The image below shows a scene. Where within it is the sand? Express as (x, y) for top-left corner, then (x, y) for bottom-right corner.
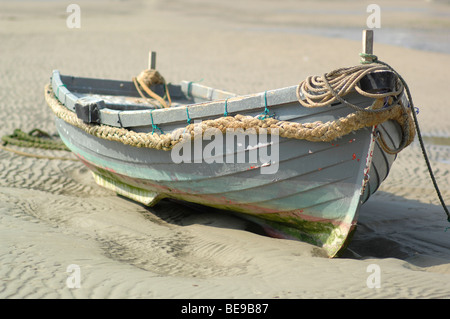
(0, 0), (449, 299)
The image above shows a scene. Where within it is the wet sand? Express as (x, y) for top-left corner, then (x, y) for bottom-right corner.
(0, 0), (449, 299)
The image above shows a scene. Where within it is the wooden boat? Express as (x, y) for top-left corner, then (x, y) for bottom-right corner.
(44, 34), (415, 257)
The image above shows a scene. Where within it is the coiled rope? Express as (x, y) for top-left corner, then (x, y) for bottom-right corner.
(298, 53), (449, 227)
(132, 69), (172, 108)
(296, 63), (414, 155)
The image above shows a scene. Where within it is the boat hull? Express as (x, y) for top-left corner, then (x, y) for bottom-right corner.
(54, 116), (398, 257)
(48, 68), (404, 257)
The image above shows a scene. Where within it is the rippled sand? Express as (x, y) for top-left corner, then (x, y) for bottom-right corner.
(0, 0), (449, 299)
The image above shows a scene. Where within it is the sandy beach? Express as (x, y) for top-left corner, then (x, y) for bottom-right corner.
(0, 0), (449, 300)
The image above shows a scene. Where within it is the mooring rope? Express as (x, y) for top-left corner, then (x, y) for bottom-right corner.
(295, 54), (448, 225)
(1, 129), (70, 151)
(360, 53), (450, 226)
(0, 128), (77, 161)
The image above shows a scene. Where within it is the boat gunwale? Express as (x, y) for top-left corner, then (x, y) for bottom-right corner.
(51, 69), (310, 128)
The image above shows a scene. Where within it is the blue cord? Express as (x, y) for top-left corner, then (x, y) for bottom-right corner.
(186, 107), (192, 124)
(150, 110), (164, 135)
(224, 99), (229, 117)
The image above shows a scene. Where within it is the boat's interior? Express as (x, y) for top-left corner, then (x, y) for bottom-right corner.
(58, 73), (237, 111)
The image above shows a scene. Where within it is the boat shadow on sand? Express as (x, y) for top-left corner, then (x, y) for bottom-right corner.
(123, 191), (450, 266)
